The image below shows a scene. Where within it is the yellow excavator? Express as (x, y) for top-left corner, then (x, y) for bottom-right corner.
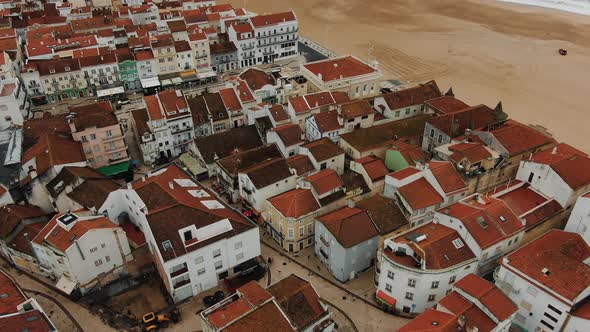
(140, 306), (180, 331)
(141, 312), (170, 331)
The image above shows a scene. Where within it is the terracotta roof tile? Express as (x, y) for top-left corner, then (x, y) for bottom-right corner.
(480, 120), (554, 156)
(311, 110), (342, 133)
(241, 158), (293, 189)
(267, 275), (328, 329)
(390, 223), (476, 270)
(428, 161), (467, 194)
(269, 104), (289, 123)
(250, 11), (296, 28)
(301, 138), (344, 162)
(355, 195), (407, 235)
(271, 124), (303, 147)
(306, 169), (343, 196)
(338, 99), (373, 119)
(444, 195), (524, 249)
(428, 105), (499, 138)
(381, 80), (442, 110)
(268, 189), (320, 219)
(425, 96), (470, 114)
(503, 230), (590, 302)
(303, 56), (377, 82)
(217, 144), (282, 177)
(399, 308), (458, 332)
(286, 155), (315, 176)
(239, 68), (275, 91)
(194, 125), (263, 164)
(355, 156), (388, 181)
(318, 207), (379, 248)
(219, 88), (242, 113)
(0, 204), (48, 238)
(399, 177), (443, 210)
(454, 274), (517, 321)
(438, 291), (496, 332)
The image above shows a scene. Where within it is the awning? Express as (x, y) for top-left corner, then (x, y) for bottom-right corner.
(97, 161), (129, 176)
(140, 77), (160, 88)
(198, 71), (216, 79)
(376, 290), (396, 307)
(55, 276), (77, 295)
(97, 86), (125, 97)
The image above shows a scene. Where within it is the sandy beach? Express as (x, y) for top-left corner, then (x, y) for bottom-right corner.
(229, 0), (590, 151)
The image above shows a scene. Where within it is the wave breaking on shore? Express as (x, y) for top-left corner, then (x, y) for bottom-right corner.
(498, 0), (590, 15)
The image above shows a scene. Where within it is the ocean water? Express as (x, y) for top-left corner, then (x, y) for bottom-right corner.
(498, 0), (590, 15)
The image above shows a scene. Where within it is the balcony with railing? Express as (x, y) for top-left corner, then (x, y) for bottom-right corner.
(173, 278), (190, 289)
(170, 265), (189, 278)
(103, 134), (125, 143)
(104, 143), (128, 153)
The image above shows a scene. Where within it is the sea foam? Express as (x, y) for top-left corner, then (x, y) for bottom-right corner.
(498, 0), (590, 15)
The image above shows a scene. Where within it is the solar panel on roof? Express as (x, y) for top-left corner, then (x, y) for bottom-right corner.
(58, 213), (78, 226)
(174, 178), (197, 187)
(188, 189), (210, 198)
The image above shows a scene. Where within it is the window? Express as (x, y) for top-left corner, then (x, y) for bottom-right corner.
(234, 242), (243, 250)
(81, 136), (88, 143)
(385, 284), (392, 292)
(431, 281), (439, 289)
(288, 228), (294, 240)
(307, 223), (313, 234)
(236, 253), (244, 261)
(449, 275), (456, 284)
(195, 256), (204, 264)
(90, 247), (98, 253)
(101, 243), (106, 248)
(405, 292), (413, 300)
(430, 129), (435, 138)
(94, 259), (103, 267)
(212, 249), (221, 258)
(428, 294), (436, 301)
(395, 111), (400, 117)
(162, 240), (173, 251)
(387, 271), (394, 280)
(299, 227), (304, 236)
(437, 134), (443, 143)
(214, 261), (223, 270)
(408, 279), (416, 287)
(105, 256), (110, 262)
(106, 130), (112, 137)
(320, 163), (327, 170)
(445, 289), (452, 295)
(197, 268), (206, 275)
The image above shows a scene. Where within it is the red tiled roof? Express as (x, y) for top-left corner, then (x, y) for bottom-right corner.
(286, 155), (315, 176)
(399, 177), (443, 210)
(239, 68), (275, 91)
(306, 169), (343, 196)
(289, 91), (334, 114)
(444, 195), (523, 249)
(390, 141), (428, 166)
(144, 95), (163, 120)
(0, 204), (48, 238)
(449, 142), (492, 164)
(338, 99), (373, 119)
(355, 156), (388, 181)
(529, 143), (590, 190)
(0, 270), (27, 314)
(267, 274), (328, 330)
(208, 297), (253, 328)
(391, 223), (476, 270)
(33, 213), (119, 252)
(399, 308), (458, 332)
(387, 167), (421, 180)
(571, 300), (590, 320)
(429, 105), (499, 138)
(428, 161), (467, 194)
(271, 124), (303, 147)
(425, 96), (470, 114)
(224, 301), (295, 332)
(381, 80), (441, 110)
(454, 274), (517, 321)
(158, 89), (189, 117)
(301, 138), (344, 162)
(438, 291), (496, 332)
(483, 120), (554, 156)
(132, 165), (255, 261)
(23, 133), (85, 175)
(239, 281), (273, 306)
(250, 11), (296, 28)
(503, 229), (590, 302)
(303, 56), (377, 82)
(311, 110), (342, 133)
(268, 189), (320, 219)
(0, 309), (53, 331)
(219, 88), (242, 113)
(318, 207), (379, 248)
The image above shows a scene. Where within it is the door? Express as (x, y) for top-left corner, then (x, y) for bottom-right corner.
(528, 172), (535, 183)
(288, 243), (294, 252)
(299, 241), (304, 250)
(218, 271), (229, 280)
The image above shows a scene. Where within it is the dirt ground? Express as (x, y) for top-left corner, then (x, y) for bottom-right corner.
(107, 282), (170, 321)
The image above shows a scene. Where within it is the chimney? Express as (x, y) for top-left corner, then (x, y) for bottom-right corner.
(552, 146), (558, 155)
(347, 199), (355, 209)
(169, 181), (174, 190)
(458, 315), (466, 328)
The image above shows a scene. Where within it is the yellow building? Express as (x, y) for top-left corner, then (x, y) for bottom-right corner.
(265, 188), (321, 252)
(301, 56), (382, 99)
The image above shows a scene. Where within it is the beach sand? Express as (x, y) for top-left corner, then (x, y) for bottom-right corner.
(229, 0), (590, 151)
